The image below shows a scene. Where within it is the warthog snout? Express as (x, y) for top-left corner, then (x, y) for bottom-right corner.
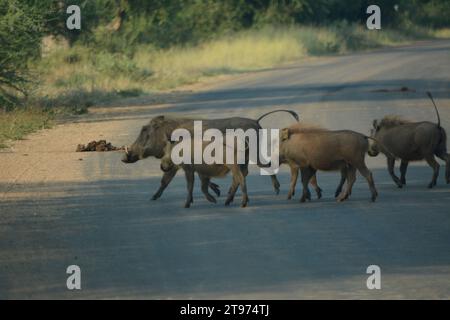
(367, 139), (379, 157)
(121, 146), (140, 163)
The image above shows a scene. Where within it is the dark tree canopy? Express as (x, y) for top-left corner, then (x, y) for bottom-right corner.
(0, 0), (44, 108)
(1, 0), (449, 109)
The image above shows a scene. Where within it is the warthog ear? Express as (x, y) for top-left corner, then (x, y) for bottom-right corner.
(280, 128), (291, 141)
(152, 115), (166, 128)
(164, 131), (172, 142)
(372, 119), (381, 131)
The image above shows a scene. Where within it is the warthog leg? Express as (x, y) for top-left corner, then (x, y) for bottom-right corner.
(356, 163), (378, 202)
(337, 165), (356, 202)
(235, 167), (249, 208)
(184, 169), (195, 208)
(387, 157), (403, 188)
(199, 174), (217, 203)
(309, 174), (322, 199)
(227, 164), (248, 194)
(152, 167), (178, 200)
(255, 150), (280, 194)
(225, 173), (240, 206)
(209, 182), (221, 197)
(153, 167), (220, 201)
(335, 166), (348, 198)
(287, 164), (299, 200)
(224, 166), (249, 207)
(300, 167), (314, 203)
(288, 165), (321, 200)
(435, 152), (450, 184)
(400, 160), (409, 185)
(270, 175), (281, 195)
(425, 155), (440, 188)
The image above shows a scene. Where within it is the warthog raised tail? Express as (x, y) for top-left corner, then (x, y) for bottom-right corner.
(368, 92), (449, 188)
(122, 110), (300, 201)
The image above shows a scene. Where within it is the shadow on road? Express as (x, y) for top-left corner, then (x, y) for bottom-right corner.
(1, 167), (450, 298)
(76, 78), (450, 124)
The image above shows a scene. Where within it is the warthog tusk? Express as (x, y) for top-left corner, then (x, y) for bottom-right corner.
(125, 146), (129, 154)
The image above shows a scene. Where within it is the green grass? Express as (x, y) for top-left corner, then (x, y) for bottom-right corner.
(34, 24), (449, 96)
(1, 23), (449, 148)
(0, 108), (53, 147)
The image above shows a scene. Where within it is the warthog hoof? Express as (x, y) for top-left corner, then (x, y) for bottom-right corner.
(273, 180), (281, 195)
(371, 192), (378, 202)
(336, 192), (349, 202)
(225, 197), (234, 206)
(205, 194), (217, 203)
(300, 192), (311, 203)
(334, 188), (342, 198)
(316, 187), (323, 199)
(287, 190), (294, 200)
(184, 197), (193, 208)
(428, 181), (437, 188)
(151, 192), (162, 200)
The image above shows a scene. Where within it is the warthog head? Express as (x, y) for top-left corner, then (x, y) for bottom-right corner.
(122, 116), (171, 163)
(368, 119), (381, 157)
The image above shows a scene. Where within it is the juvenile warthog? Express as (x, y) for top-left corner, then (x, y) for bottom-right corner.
(122, 110), (299, 200)
(160, 136), (250, 208)
(368, 92), (449, 188)
(280, 124), (378, 202)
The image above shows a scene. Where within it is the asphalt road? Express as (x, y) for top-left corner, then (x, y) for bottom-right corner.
(1, 40), (450, 299)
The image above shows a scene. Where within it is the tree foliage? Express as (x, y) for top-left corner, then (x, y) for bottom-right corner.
(86, 0), (450, 49)
(0, 0), (43, 109)
(1, 0), (449, 109)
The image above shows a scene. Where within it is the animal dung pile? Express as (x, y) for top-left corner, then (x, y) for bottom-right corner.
(76, 140), (124, 152)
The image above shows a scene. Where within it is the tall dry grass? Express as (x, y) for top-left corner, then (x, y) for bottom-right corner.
(35, 24), (447, 98)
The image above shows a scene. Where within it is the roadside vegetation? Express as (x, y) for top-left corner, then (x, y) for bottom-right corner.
(1, 0), (450, 148)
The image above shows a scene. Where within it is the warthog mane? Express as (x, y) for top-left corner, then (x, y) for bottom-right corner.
(378, 115), (411, 128)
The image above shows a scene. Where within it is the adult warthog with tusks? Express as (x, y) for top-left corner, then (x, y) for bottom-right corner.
(368, 92), (449, 188)
(122, 110), (300, 202)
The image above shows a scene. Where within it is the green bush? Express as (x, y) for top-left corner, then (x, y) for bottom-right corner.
(0, 0), (43, 110)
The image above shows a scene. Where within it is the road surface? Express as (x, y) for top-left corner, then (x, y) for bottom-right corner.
(1, 40), (450, 299)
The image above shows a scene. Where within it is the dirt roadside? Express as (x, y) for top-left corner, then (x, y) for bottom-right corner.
(0, 70), (260, 200)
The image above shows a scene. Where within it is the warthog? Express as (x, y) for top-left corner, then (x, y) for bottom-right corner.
(280, 124), (378, 202)
(368, 92), (449, 188)
(160, 135), (250, 208)
(122, 110), (299, 200)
